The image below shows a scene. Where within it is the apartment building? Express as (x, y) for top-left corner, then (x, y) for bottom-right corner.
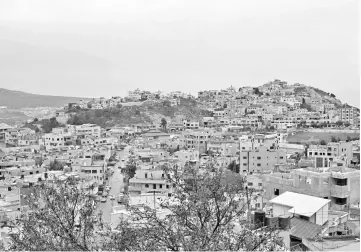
(263, 167), (360, 211)
(180, 129), (214, 154)
(307, 141), (353, 167)
(240, 146), (287, 173)
(206, 139), (238, 156)
(129, 168), (171, 195)
(67, 124), (101, 138)
(183, 120), (199, 129)
(339, 107), (357, 125)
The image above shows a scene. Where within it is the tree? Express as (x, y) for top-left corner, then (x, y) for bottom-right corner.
(347, 136), (352, 142)
(161, 118), (167, 130)
(87, 103), (92, 109)
(48, 159), (64, 171)
(33, 118), (39, 122)
(34, 156), (43, 166)
(330, 93), (336, 98)
(331, 136), (338, 142)
(116, 104), (122, 109)
(302, 98), (306, 104)
(109, 164), (285, 251)
(335, 121), (343, 127)
(7, 177), (104, 251)
(344, 122), (351, 127)
(320, 140), (327, 145)
(7, 165), (286, 251)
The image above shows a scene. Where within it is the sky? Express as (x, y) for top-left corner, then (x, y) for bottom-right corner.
(0, 0), (359, 107)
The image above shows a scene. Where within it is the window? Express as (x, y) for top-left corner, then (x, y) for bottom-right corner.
(258, 183), (262, 186)
(145, 184), (149, 188)
(243, 156), (247, 159)
(92, 170), (97, 174)
(257, 164), (261, 167)
(160, 184), (163, 189)
(145, 173), (148, 178)
(166, 185), (169, 189)
(280, 156), (284, 159)
(257, 157), (261, 160)
(248, 182), (253, 186)
(274, 188), (280, 195)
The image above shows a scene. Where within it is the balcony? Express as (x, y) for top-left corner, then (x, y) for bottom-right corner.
(331, 185), (349, 198)
(331, 172), (347, 179)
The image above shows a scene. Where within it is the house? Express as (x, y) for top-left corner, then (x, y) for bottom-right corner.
(269, 192), (330, 225)
(263, 167), (360, 211)
(307, 141), (353, 167)
(128, 168), (171, 195)
(142, 130), (170, 141)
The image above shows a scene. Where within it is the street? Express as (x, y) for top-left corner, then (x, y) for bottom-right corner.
(97, 147), (129, 223)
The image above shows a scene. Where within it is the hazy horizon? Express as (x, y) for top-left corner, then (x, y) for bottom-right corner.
(0, 0), (359, 107)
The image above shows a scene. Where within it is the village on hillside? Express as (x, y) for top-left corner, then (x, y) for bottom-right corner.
(0, 79), (360, 251)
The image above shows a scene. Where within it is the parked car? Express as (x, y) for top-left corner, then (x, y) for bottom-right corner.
(100, 197), (107, 203)
(109, 195), (115, 200)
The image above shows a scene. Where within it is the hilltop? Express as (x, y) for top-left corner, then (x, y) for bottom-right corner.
(66, 98), (212, 128)
(0, 88), (88, 109)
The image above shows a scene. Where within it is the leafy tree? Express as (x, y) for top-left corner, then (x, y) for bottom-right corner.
(331, 136), (338, 142)
(161, 118), (167, 130)
(6, 165), (285, 251)
(300, 103), (313, 112)
(33, 118), (39, 122)
(108, 164), (285, 251)
(335, 121), (343, 127)
(7, 177), (104, 251)
(320, 140), (327, 145)
(330, 93), (336, 98)
(87, 103), (92, 109)
(34, 156), (43, 166)
(302, 98), (306, 104)
(42, 117), (62, 133)
(227, 160), (240, 173)
(48, 159), (64, 171)
(344, 122), (351, 127)
(346, 136), (352, 142)
(116, 104), (122, 109)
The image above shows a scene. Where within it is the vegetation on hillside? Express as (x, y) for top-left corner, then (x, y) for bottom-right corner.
(23, 117), (64, 133)
(66, 98), (212, 127)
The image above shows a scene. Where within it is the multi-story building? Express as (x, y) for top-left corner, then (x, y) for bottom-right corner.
(183, 120), (199, 129)
(339, 107), (357, 125)
(239, 146), (287, 173)
(129, 168), (172, 195)
(307, 141), (353, 167)
(263, 167), (360, 211)
(67, 124), (101, 138)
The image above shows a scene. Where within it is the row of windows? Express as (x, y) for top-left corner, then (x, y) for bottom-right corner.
(242, 156), (284, 159)
(247, 182), (262, 186)
(144, 184), (170, 189)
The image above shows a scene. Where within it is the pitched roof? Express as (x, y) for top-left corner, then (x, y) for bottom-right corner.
(269, 192), (330, 217)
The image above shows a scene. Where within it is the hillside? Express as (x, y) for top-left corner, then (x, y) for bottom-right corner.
(66, 98), (212, 128)
(0, 88), (88, 109)
(0, 108), (30, 125)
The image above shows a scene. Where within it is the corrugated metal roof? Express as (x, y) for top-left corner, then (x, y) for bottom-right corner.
(290, 217), (322, 239)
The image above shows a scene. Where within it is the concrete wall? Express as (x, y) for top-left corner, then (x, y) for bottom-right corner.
(273, 203), (293, 218)
(315, 204), (329, 225)
(306, 129), (360, 134)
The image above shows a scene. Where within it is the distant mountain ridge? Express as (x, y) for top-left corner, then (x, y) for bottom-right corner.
(0, 88), (88, 108)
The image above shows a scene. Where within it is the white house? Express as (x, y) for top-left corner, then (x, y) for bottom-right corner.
(269, 191), (330, 226)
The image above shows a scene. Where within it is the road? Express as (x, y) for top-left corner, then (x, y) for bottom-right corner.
(97, 147), (129, 223)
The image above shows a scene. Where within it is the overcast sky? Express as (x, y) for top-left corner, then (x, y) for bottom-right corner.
(0, 0), (359, 107)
